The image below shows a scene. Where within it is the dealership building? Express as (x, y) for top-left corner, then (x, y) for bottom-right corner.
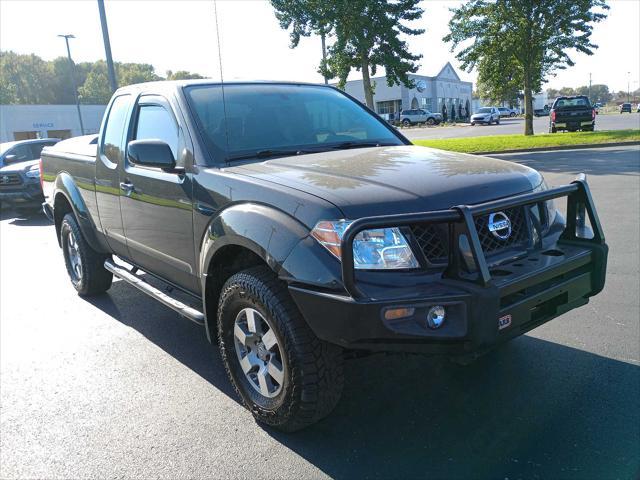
(338, 62), (473, 118)
(0, 104), (107, 143)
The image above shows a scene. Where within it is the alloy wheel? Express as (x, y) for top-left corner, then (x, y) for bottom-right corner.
(66, 230), (83, 284)
(233, 307), (285, 398)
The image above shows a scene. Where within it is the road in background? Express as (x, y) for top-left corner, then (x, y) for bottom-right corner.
(402, 111), (640, 140)
(1, 146), (638, 479)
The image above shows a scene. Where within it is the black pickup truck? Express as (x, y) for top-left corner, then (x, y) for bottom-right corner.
(42, 81), (608, 431)
(549, 95), (596, 133)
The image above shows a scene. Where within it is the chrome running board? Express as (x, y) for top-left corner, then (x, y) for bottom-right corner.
(104, 259), (205, 325)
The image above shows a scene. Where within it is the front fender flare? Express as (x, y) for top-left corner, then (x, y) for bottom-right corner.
(198, 203), (310, 340)
(199, 203), (310, 283)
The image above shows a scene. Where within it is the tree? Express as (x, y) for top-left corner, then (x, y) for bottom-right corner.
(0, 50), (205, 105)
(271, 0), (424, 109)
(475, 54), (522, 106)
(0, 51), (56, 104)
(444, 0), (608, 135)
(78, 62), (112, 104)
(166, 70), (205, 80)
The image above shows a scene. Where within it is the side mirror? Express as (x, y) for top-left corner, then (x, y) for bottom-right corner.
(127, 140), (176, 171)
(4, 154), (17, 163)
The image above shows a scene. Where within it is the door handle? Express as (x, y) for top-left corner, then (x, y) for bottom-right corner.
(119, 181), (135, 195)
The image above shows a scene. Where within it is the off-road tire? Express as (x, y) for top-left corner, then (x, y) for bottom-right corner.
(217, 266), (344, 432)
(402, 119), (411, 126)
(60, 213), (112, 296)
(426, 118), (435, 125)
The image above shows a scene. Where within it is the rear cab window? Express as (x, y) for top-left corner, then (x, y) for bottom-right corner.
(553, 97), (591, 109)
(101, 95), (132, 166)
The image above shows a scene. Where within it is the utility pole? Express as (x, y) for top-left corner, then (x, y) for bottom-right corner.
(588, 72), (592, 102)
(97, 0), (117, 93)
(58, 34), (85, 135)
(627, 71), (631, 103)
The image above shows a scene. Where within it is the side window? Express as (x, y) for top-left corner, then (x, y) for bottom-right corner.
(5, 144), (34, 163)
(102, 95), (131, 165)
(134, 105), (178, 161)
(29, 142), (49, 159)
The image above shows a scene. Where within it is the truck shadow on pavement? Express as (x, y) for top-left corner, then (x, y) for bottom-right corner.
(497, 147), (640, 177)
(86, 280), (639, 480)
(0, 209), (51, 226)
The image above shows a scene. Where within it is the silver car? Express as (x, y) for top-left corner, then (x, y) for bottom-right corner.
(470, 107), (501, 125)
(497, 107), (517, 117)
(399, 109), (442, 126)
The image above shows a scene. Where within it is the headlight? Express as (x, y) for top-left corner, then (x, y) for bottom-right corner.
(311, 220), (419, 270)
(533, 179), (557, 226)
(25, 167), (40, 179)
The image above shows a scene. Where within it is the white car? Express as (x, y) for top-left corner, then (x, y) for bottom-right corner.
(470, 107), (501, 125)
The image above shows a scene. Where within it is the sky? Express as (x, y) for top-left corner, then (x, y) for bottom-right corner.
(1, 0), (639, 93)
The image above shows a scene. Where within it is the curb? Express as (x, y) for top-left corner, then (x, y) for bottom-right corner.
(474, 141), (640, 155)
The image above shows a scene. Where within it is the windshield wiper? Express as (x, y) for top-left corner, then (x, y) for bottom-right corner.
(328, 141), (397, 150)
(228, 149), (312, 162)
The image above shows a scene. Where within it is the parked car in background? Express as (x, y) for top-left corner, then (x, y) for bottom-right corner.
(637, 103), (640, 113)
(549, 95), (595, 133)
(497, 107), (517, 117)
(399, 109), (442, 126)
(42, 80), (608, 431)
(470, 107), (501, 125)
(619, 103), (632, 113)
(0, 138), (60, 213)
(534, 105), (551, 117)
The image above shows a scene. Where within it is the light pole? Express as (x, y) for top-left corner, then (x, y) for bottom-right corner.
(588, 72), (592, 102)
(627, 71), (631, 103)
(97, 0), (117, 93)
(58, 34), (85, 135)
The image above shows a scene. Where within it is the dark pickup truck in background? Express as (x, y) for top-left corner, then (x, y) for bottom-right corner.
(549, 95), (596, 133)
(0, 138), (59, 212)
(41, 81), (608, 431)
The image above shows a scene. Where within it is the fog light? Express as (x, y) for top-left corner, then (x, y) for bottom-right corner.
(426, 305), (446, 329)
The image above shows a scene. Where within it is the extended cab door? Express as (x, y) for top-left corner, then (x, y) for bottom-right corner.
(119, 95), (197, 292)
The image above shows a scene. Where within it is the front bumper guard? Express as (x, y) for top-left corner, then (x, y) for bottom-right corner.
(290, 176), (607, 355)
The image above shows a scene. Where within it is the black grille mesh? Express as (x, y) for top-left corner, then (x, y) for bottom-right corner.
(411, 207), (529, 264)
(0, 173), (22, 187)
(474, 206), (528, 256)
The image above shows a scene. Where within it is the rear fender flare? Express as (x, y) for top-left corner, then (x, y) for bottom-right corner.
(53, 172), (109, 253)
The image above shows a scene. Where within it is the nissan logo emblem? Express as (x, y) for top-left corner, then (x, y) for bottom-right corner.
(488, 212), (512, 240)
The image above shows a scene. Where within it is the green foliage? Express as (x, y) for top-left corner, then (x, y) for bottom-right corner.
(78, 61), (113, 104)
(547, 84), (612, 103)
(166, 70), (205, 80)
(0, 51), (55, 104)
(444, 0), (608, 135)
(270, 0), (424, 108)
(0, 50), (204, 105)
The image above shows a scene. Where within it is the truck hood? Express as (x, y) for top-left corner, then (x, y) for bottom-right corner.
(230, 145), (542, 218)
(0, 159), (38, 174)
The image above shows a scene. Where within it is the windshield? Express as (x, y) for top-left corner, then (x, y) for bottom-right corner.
(476, 108), (492, 114)
(185, 84), (403, 162)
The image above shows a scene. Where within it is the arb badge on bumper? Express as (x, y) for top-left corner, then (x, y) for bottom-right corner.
(498, 314), (512, 330)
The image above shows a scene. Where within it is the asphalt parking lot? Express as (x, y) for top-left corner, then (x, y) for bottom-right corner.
(402, 111), (640, 140)
(1, 145), (639, 479)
